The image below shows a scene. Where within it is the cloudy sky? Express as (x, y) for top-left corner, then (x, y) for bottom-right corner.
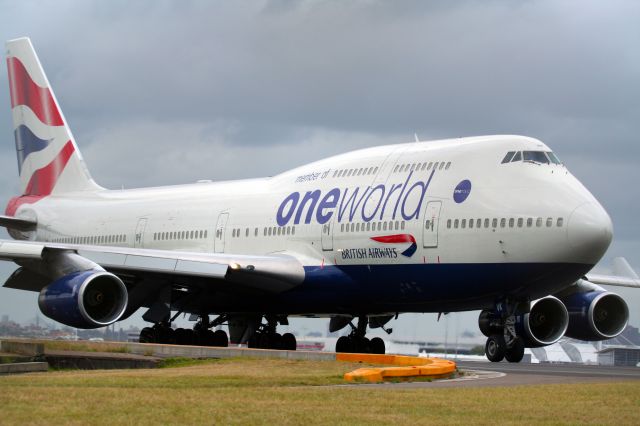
(0, 1), (638, 339)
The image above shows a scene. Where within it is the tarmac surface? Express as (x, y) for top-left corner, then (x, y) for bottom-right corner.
(344, 360), (640, 388)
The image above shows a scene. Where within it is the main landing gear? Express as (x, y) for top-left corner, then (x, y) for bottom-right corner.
(335, 316), (386, 355)
(139, 315), (229, 347)
(479, 302), (526, 363)
(247, 316), (297, 351)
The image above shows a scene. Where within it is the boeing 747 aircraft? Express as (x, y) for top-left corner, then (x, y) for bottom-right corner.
(1, 38), (638, 361)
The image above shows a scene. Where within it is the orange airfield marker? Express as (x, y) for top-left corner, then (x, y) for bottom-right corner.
(337, 353), (457, 383)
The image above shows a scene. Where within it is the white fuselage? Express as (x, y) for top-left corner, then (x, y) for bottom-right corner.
(18, 135), (612, 313)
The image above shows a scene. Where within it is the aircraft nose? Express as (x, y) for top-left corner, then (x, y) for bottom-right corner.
(567, 202), (613, 264)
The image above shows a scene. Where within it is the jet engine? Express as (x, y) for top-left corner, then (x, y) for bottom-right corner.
(516, 296), (569, 347)
(559, 289), (628, 341)
(38, 270), (128, 329)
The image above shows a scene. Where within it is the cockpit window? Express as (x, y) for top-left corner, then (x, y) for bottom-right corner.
(511, 151), (522, 162)
(501, 151), (515, 163)
(523, 151), (549, 164)
(547, 152), (562, 164)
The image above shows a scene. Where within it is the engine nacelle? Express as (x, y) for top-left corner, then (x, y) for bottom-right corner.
(560, 290), (628, 341)
(38, 270), (128, 329)
(516, 296), (569, 347)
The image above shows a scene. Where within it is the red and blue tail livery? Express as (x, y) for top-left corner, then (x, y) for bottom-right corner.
(5, 37), (100, 216)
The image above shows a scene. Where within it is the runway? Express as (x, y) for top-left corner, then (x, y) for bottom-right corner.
(340, 361), (640, 389)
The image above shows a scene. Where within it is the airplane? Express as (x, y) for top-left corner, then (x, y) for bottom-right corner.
(1, 37), (639, 362)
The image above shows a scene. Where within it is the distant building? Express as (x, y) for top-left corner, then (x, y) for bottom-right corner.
(598, 347), (640, 367)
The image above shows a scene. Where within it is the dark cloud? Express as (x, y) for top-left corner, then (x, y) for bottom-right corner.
(0, 0), (638, 330)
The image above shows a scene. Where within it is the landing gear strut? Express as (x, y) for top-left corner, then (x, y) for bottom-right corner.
(335, 316), (385, 354)
(480, 300), (527, 363)
(247, 316), (297, 350)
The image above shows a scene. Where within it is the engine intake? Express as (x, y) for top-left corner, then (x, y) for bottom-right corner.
(38, 270), (128, 329)
(517, 296), (569, 347)
(560, 290), (628, 340)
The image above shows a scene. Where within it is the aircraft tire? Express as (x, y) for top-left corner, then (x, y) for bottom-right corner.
(358, 337), (371, 354)
(269, 333), (283, 349)
(213, 330), (229, 347)
(336, 336), (350, 353)
(370, 337), (385, 354)
(505, 337), (525, 363)
(485, 334), (506, 362)
(282, 333), (297, 351)
(139, 327), (155, 343)
(258, 333), (271, 349)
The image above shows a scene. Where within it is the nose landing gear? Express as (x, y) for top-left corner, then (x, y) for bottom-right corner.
(480, 301), (527, 363)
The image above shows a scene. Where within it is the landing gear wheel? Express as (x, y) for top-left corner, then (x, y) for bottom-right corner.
(336, 336), (351, 353)
(139, 327), (155, 343)
(258, 333), (271, 349)
(485, 335), (506, 362)
(357, 337), (371, 354)
(370, 337), (385, 354)
(213, 330), (229, 347)
(248, 333), (259, 349)
(505, 337), (525, 363)
(269, 333), (283, 350)
(282, 333), (297, 351)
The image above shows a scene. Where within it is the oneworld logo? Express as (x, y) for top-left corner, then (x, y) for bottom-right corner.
(276, 170), (435, 226)
(453, 179), (471, 203)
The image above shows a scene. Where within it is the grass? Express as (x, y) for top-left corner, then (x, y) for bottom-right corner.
(39, 340), (130, 354)
(0, 358), (638, 425)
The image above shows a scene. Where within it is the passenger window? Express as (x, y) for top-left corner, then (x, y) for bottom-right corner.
(546, 217), (553, 227)
(557, 218), (564, 227)
(373, 167), (379, 174)
(476, 219), (481, 228)
(292, 226), (295, 235)
(426, 220), (431, 229)
(509, 218), (514, 228)
(447, 219), (451, 229)
(356, 223), (360, 232)
(527, 218), (533, 227)
(427, 162), (433, 170)
(484, 219), (490, 228)
(263, 228), (267, 236)
(341, 223), (344, 232)
(512, 152), (522, 162)
(461, 219), (466, 228)
(366, 222), (371, 231)
(517, 218), (523, 228)
(421, 163), (427, 171)
(454, 219), (459, 229)
(469, 219), (473, 229)
(395, 221), (399, 230)
(536, 218), (543, 227)
(401, 221), (405, 230)
(268, 228), (272, 236)
(492, 218), (498, 228)
(383, 222), (387, 231)
(433, 162), (439, 170)
(500, 218), (506, 228)
(439, 162), (445, 170)
(502, 152), (515, 163)
(445, 162), (451, 170)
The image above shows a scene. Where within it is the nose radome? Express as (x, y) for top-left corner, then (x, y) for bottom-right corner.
(567, 202), (613, 264)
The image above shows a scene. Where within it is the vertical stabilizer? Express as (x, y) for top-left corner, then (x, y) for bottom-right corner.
(5, 37), (102, 216)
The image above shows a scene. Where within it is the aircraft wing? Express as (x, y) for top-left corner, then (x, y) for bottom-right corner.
(0, 239), (305, 294)
(584, 257), (640, 289)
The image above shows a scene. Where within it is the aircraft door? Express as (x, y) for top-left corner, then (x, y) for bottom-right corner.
(214, 213), (229, 253)
(422, 201), (442, 248)
(321, 220), (333, 251)
(134, 218), (147, 248)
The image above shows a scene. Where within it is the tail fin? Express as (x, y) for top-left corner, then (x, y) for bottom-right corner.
(5, 37), (102, 215)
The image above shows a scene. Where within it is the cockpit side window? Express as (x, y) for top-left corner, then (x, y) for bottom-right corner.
(501, 151), (516, 163)
(511, 151), (522, 162)
(523, 151), (550, 164)
(547, 152), (562, 164)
